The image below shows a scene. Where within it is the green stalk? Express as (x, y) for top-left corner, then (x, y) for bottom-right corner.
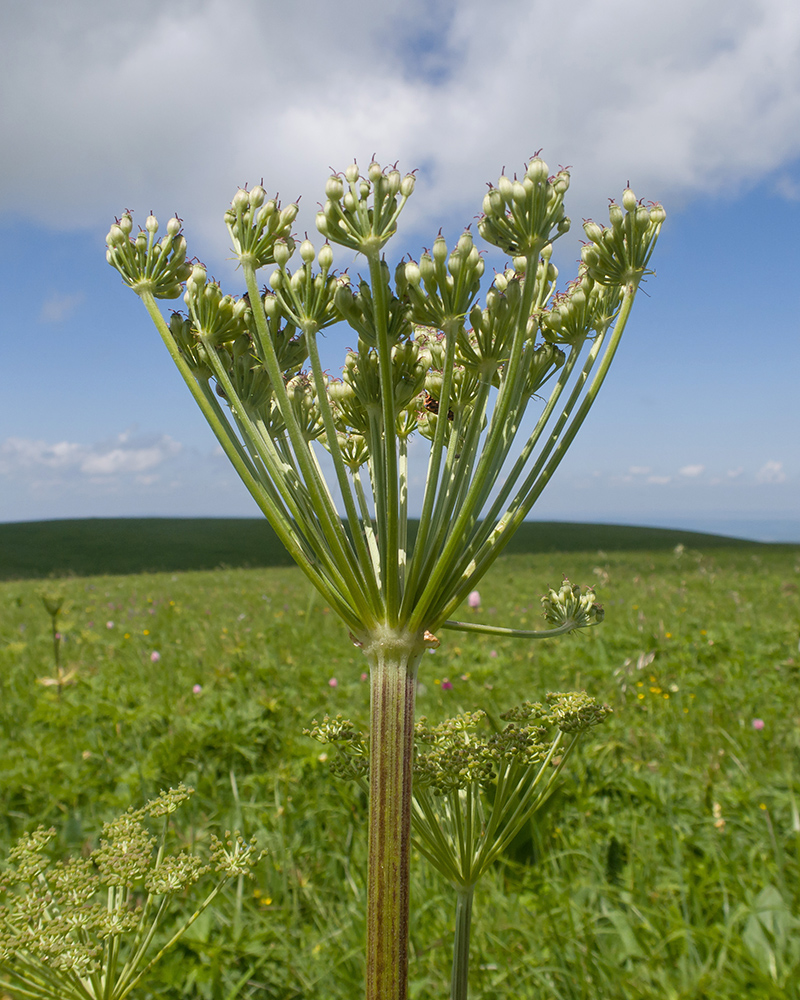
(364, 634), (423, 1000)
(365, 251), (400, 621)
(305, 323), (383, 613)
(408, 251), (540, 632)
(242, 263), (376, 626)
(451, 886), (475, 1000)
(138, 292), (358, 630)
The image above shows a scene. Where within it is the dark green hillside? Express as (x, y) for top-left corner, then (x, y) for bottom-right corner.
(0, 517), (767, 580)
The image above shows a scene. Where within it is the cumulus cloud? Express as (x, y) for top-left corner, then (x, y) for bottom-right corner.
(2, 0), (800, 254)
(0, 432), (181, 480)
(756, 459), (786, 483)
(679, 464), (705, 478)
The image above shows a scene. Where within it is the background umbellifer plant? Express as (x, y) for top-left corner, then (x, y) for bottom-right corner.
(105, 156), (664, 1000)
(0, 786), (258, 1000)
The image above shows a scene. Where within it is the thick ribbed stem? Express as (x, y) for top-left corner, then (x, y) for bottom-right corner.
(365, 636), (422, 1000)
(451, 886), (474, 1000)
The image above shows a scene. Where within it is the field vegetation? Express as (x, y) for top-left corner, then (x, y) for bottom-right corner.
(1, 529), (798, 998)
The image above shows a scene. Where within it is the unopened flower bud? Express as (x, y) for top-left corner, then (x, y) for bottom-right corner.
(405, 260), (421, 286)
(432, 235), (448, 265)
(368, 161), (383, 183)
(188, 264), (207, 287)
(608, 203), (623, 227)
(299, 239), (315, 264)
(316, 212), (330, 235)
(650, 204), (666, 224)
(326, 175), (344, 200)
(166, 216), (181, 237)
(250, 185), (266, 208)
(279, 203), (299, 227)
(400, 173), (416, 197)
(386, 169), (401, 197)
(318, 243), (334, 271)
(232, 188), (250, 212)
(526, 158), (549, 183)
(497, 175), (513, 202)
(145, 214), (159, 234)
(622, 188), (637, 212)
(119, 213), (133, 236)
(583, 221), (604, 243)
(512, 181), (527, 203)
(274, 240), (292, 268)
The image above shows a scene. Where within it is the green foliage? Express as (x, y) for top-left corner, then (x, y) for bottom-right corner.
(1, 541), (798, 997)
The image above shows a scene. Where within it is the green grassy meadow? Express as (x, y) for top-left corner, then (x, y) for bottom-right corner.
(1, 527), (799, 998)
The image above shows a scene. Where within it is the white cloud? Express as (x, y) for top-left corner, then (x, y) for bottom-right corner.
(679, 464), (705, 477)
(2, 0), (800, 254)
(727, 467), (744, 478)
(647, 475), (672, 485)
(0, 432), (181, 479)
(629, 466), (652, 475)
(39, 292), (84, 324)
(756, 459), (786, 483)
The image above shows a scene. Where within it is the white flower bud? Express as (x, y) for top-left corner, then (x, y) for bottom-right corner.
(316, 211), (330, 236)
(583, 221), (604, 243)
(405, 260), (421, 286)
(368, 161), (383, 183)
(318, 243), (334, 271)
(274, 240), (292, 268)
(650, 204), (666, 224)
(344, 162), (360, 184)
(326, 175), (344, 200)
(250, 186), (266, 208)
(232, 188), (250, 212)
(526, 158), (549, 183)
(145, 214), (159, 234)
(622, 188), (637, 212)
(299, 239), (315, 264)
(497, 175), (513, 202)
(166, 217), (181, 237)
(279, 203), (299, 227)
(432, 235), (448, 265)
(400, 173), (416, 197)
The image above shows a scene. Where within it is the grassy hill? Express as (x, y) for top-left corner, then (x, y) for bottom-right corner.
(0, 517), (771, 580)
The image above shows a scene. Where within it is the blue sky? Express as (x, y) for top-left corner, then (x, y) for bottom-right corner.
(1, 0), (798, 540)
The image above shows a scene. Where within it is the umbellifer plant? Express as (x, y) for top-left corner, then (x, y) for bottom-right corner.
(309, 687), (612, 1000)
(105, 156), (664, 999)
(0, 786), (258, 1000)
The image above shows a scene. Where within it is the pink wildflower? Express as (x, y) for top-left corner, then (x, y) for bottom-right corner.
(361, 672), (368, 682)
(468, 591), (481, 609)
(329, 677), (338, 688)
(752, 718), (765, 730)
(192, 684), (202, 694)
(441, 678), (453, 691)
(106, 621), (114, 629)
(489, 649), (498, 658)
(150, 651), (161, 663)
